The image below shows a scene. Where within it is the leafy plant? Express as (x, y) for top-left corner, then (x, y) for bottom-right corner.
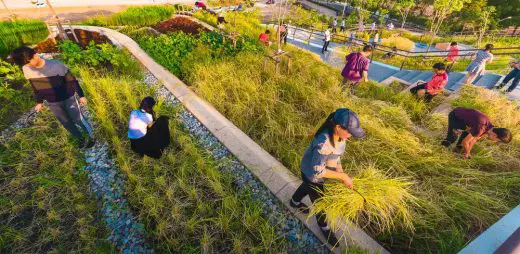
(0, 60), (33, 128)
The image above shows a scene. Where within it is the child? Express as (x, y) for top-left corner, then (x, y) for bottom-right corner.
(410, 63), (448, 102)
(445, 42), (459, 73)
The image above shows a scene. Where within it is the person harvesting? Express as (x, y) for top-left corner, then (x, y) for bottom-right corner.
(341, 45), (373, 93)
(290, 108), (365, 246)
(463, 44), (494, 84)
(128, 97), (170, 159)
(11, 46), (95, 148)
(410, 62), (448, 102)
(441, 107), (512, 159)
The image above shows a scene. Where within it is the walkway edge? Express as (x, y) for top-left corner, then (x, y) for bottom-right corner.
(68, 25), (390, 254)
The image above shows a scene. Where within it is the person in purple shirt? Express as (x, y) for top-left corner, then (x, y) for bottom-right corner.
(341, 45), (373, 93)
(441, 107), (512, 158)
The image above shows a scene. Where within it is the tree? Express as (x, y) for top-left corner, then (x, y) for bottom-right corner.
(350, 0), (377, 30)
(476, 6), (495, 47)
(395, 0), (416, 28)
(426, 0), (471, 51)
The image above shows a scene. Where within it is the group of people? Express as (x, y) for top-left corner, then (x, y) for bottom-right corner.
(10, 29), (516, 248)
(258, 24), (288, 46)
(11, 46), (171, 158)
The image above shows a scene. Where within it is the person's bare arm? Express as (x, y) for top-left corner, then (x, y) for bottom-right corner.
(461, 133), (477, 158)
(322, 169), (353, 188)
(362, 71), (368, 82)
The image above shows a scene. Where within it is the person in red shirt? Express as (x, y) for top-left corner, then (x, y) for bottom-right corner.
(441, 108), (512, 159)
(259, 29), (271, 46)
(444, 42), (459, 73)
(410, 62), (448, 102)
(194, 1), (207, 10)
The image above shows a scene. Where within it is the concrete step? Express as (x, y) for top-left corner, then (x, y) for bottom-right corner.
(409, 72), (433, 84)
(473, 74), (503, 89)
(393, 70), (410, 79)
(400, 70), (422, 81)
(368, 62), (400, 82)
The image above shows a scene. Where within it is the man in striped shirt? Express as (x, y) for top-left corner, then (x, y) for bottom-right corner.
(11, 46), (95, 148)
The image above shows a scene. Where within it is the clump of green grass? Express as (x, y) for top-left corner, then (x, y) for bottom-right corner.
(0, 111), (112, 252)
(0, 19), (49, 57)
(311, 165), (417, 233)
(83, 5), (176, 27)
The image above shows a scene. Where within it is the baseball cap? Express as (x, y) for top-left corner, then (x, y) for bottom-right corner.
(333, 108), (365, 139)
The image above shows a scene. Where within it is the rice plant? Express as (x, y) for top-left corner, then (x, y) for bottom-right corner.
(0, 111), (112, 252)
(310, 165), (417, 233)
(0, 19), (49, 57)
(71, 59), (287, 252)
(83, 6), (176, 27)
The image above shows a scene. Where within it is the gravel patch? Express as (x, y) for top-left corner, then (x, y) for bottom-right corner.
(144, 72), (327, 253)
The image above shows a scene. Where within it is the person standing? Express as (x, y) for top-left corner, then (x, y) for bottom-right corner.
(410, 63), (448, 102)
(341, 45), (373, 93)
(128, 97), (170, 159)
(370, 22), (376, 33)
(445, 42), (460, 73)
(340, 19), (346, 32)
(332, 18), (338, 33)
(441, 107), (512, 159)
(290, 108), (365, 246)
(12, 46), (95, 148)
(322, 27), (331, 53)
(278, 23), (288, 45)
(463, 44), (494, 84)
(494, 60), (520, 93)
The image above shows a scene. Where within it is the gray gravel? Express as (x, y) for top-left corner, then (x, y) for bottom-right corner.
(144, 72), (327, 253)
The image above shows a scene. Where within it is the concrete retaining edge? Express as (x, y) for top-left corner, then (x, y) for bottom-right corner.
(66, 25), (389, 254)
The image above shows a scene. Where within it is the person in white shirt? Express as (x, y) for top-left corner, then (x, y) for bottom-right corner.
(322, 27), (332, 54)
(332, 18), (338, 33)
(340, 19), (346, 32)
(128, 96), (170, 158)
(387, 22), (394, 30)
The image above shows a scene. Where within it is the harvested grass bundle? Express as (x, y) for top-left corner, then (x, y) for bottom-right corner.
(381, 37), (415, 51)
(311, 166), (416, 233)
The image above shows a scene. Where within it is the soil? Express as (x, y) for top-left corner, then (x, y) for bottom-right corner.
(35, 28), (112, 53)
(152, 16), (209, 35)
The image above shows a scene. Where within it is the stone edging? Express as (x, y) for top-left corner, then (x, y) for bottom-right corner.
(67, 25), (389, 254)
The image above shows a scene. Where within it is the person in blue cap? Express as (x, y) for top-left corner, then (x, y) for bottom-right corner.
(290, 108), (365, 246)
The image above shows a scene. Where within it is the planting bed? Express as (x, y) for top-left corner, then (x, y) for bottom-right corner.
(153, 17), (209, 35)
(125, 11), (520, 253)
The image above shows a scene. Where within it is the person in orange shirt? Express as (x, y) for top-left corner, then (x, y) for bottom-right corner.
(444, 42), (459, 73)
(410, 63), (448, 102)
(259, 29), (271, 46)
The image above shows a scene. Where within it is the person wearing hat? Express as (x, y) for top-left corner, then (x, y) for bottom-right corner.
(290, 108), (365, 246)
(128, 97), (170, 158)
(441, 107), (512, 159)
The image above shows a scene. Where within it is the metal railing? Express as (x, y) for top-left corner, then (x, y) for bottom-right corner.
(267, 23), (520, 71)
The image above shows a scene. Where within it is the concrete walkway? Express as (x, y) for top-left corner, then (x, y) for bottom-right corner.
(297, 0), (337, 17)
(284, 25), (520, 99)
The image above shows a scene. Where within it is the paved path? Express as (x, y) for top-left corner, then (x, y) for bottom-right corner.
(284, 25), (520, 100)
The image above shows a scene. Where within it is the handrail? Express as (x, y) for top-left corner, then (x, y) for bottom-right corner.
(282, 24), (520, 55)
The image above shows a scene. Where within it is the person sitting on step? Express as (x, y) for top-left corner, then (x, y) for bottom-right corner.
(410, 62), (448, 102)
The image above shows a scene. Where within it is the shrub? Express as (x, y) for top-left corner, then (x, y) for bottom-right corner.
(0, 60), (33, 128)
(0, 19), (48, 57)
(381, 36), (415, 51)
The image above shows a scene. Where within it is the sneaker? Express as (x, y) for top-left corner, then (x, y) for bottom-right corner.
(321, 227), (340, 247)
(494, 84), (505, 90)
(441, 140), (451, 147)
(289, 199), (310, 214)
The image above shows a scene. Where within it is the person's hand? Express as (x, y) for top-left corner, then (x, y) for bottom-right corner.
(34, 103), (44, 112)
(342, 174), (354, 189)
(79, 97), (88, 106)
(463, 153), (471, 160)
